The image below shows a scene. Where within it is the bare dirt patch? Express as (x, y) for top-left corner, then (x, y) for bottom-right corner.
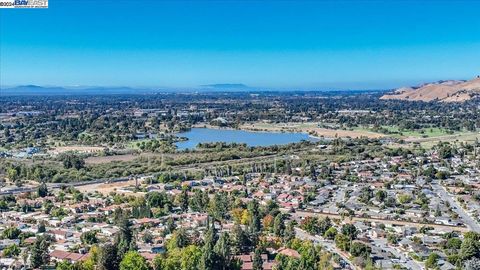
(308, 128), (384, 139)
(77, 179), (143, 196)
(49, 146), (104, 155)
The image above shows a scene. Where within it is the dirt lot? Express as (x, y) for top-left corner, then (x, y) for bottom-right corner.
(77, 179), (144, 196)
(308, 127), (385, 139)
(49, 146), (104, 154)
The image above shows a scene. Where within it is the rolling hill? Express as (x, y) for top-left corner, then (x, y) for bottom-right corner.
(380, 77), (480, 102)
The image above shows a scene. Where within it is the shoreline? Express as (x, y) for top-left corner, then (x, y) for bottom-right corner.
(190, 122), (382, 140)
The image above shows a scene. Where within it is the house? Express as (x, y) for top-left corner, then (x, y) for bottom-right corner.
(49, 250), (88, 263)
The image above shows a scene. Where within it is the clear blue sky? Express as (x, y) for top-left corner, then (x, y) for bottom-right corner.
(1, 0), (480, 89)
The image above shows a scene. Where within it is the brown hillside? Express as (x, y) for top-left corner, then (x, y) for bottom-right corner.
(380, 77), (480, 102)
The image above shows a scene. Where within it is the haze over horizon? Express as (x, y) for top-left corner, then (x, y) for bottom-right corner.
(1, 0), (480, 90)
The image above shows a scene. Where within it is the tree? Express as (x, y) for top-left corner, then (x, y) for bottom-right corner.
(397, 194), (412, 204)
(350, 242), (371, 259)
(318, 217), (332, 235)
(2, 226), (21, 239)
(358, 187), (373, 204)
(252, 246), (263, 270)
(82, 245), (99, 270)
(2, 244), (20, 258)
(301, 217), (319, 235)
(283, 221), (296, 244)
(341, 224), (358, 240)
(178, 188), (189, 212)
(435, 205), (441, 217)
(115, 217), (135, 258)
(375, 190), (387, 202)
(208, 192), (229, 221)
(445, 237), (462, 250)
(30, 235), (51, 268)
(120, 251), (150, 270)
(180, 245), (203, 270)
(153, 255), (165, 270)
(165, 217), (176, 234)
(273, 213), (285, 237)
(461, 238), (480, 260)
(146, 191), (169, 208)
(200, 222), (218, 270)
(425, 252), (439, 269)
(324, 227), (337, 240)
(81, 230), (98, 245)
(335, 233), (350, 251)
(190, 190), (209, 212)
(262, 214), (274, 230)
(231, 224), (249, 254)
(37, 182), (48, 197)
(98, 243), (119, 270)
(62, 154), (85, 170)
(167, 228), (189, 250)
(387, 234), (398, 245)
(214, 233), (233, 270)
(56, 260), (75, 270)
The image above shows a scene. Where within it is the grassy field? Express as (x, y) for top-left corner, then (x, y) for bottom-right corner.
(412, 132), (480, 148)
(354, 125), (474, 138)
(362, 125), (480, 148)
(127, 139), (154, 149)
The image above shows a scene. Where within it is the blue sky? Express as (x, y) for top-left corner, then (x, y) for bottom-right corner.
(1, 0), (480, 89)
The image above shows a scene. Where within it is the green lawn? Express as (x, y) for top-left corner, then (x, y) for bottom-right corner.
(128, 139), (149, 149)
(356, 125), (464, 138)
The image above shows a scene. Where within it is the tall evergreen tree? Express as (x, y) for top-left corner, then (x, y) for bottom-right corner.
(252, 246), (263, 270)
(200, 221), (218, 270)
(273, 213), (285, 237)
(214, 233), (232, 270)
(30, 235), (50, 268)
(98, 243), (119, 270)
(231, 224), (249, 254)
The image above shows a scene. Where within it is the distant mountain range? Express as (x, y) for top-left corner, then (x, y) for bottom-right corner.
(0, 84), (257, 96)
(380, 77), (480, 102)
(200, 83), (249, 89)
(0, 85), (161, 96)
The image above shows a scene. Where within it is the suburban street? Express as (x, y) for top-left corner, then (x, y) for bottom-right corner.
(432, 182), (480, 232)
(292, 210), (471, 232)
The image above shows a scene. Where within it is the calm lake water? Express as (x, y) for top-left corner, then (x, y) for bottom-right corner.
(175, 128), (317, 150)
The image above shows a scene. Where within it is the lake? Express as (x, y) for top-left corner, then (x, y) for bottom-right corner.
(175, 128), (317, 150)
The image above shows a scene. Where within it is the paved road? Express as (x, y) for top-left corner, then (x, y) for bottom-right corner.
(292, 210), (470, 232)
(0, 177), (130, 196)
(295, 228), (357, 270)
(432, 182), (480, 232)
(0, 150), (305, 196)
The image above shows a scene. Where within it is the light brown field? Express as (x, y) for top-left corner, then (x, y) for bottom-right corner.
(381, 77), (480, 102)
(77, 179), (144, 196)
(49, 146), (104, 154)
(307, 127), (385, 139)
(238, 122), (385, 139)
(85, 154), (138, 164)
